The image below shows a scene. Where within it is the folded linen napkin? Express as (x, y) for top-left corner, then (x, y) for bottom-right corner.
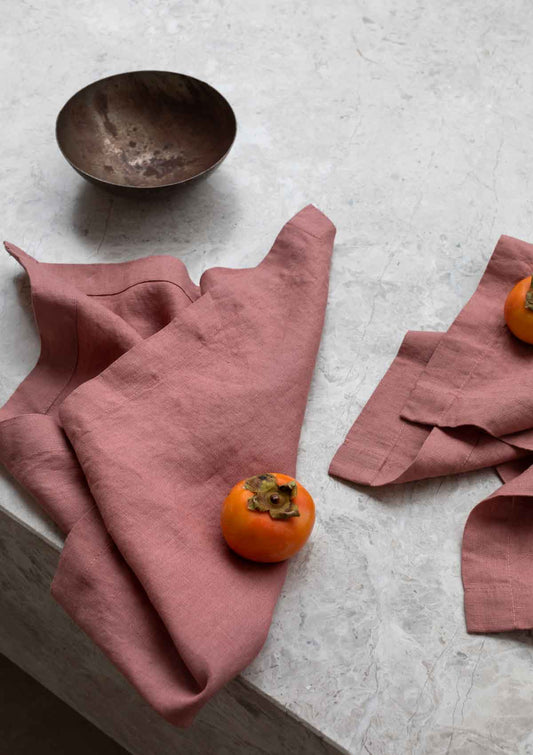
(330, 234), (533, 634)
(0, 205), (336, 726)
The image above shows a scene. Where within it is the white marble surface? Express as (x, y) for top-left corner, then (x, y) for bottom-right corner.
(2, 1), (533, 753)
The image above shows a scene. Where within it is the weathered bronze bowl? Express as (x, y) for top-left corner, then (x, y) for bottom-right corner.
(56, 71), (237, 192)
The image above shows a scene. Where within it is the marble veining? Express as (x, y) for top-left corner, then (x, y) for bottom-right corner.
(2, 1), (533, 753)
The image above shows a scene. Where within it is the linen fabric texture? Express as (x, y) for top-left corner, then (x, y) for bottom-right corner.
(330, 234), (533, 634)
(0, 205), (336, 726)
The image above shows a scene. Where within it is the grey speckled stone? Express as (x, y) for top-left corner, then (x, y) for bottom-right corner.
(2, 1), (533, 754)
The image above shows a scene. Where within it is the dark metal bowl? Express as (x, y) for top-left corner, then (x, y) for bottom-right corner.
(56, 71), (237, 192)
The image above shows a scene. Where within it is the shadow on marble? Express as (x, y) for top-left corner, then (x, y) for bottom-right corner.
(489, 629), (533, 650)
(332, 467), (499, 507)
(68, 174), (240, 267)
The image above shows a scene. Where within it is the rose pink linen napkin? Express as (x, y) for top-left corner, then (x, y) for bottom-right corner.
(0, 205), (336, 726)
(329, 234), (533, 634)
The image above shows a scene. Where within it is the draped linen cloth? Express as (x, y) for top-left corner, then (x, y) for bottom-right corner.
(330, 234), (533, 634)
(0, 205), (336, 726)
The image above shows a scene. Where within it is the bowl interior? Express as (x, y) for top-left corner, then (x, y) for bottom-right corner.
(56, 71), (236, 188)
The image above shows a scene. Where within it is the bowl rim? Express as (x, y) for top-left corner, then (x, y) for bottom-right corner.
(55, 69), (238, 190)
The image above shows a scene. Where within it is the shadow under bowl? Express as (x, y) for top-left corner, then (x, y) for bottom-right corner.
(56, 70), (237, 193)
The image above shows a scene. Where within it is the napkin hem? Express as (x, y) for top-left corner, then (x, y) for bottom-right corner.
(463, 583), (533, 633)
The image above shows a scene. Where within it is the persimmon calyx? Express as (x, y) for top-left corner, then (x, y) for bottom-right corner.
(244, 473), (300, 520)
(526, 276), (533, 311)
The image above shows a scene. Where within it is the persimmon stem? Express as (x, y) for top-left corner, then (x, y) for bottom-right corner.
(526, 276), (533, 311)
(244, 474), (300, 520)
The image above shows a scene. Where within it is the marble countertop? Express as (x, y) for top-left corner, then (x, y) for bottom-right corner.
(3, 1), (533, 753)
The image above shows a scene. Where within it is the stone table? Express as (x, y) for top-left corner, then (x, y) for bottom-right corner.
(2, 1), (533, 754)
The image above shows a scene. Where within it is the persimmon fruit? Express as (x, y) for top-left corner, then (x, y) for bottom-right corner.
(221, 472), (315, 563)
(504, 275), (533, 344)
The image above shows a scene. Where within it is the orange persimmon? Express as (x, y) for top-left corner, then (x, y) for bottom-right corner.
(221, 472), (315, 563)
(504, 275), (533, 344)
